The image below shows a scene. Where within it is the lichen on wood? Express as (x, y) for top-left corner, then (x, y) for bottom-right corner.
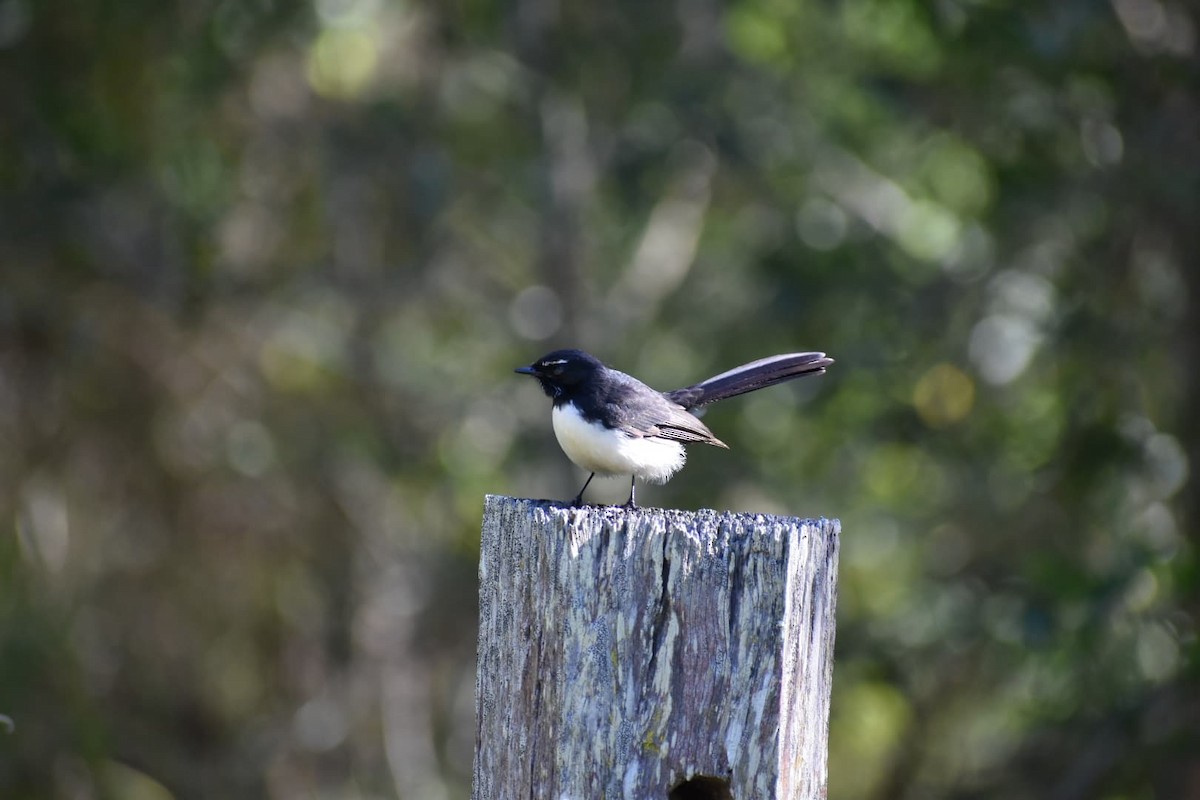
(474, 496), (839, 800)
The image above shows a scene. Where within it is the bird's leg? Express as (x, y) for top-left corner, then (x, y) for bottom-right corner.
(622, 476), (637, 509)
(570, 473), (596, 507)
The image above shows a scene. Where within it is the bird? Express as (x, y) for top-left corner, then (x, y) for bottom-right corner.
(515, 348), (833, 507)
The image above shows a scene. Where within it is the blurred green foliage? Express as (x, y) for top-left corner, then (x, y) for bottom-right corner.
(2, 0), (1198, 797)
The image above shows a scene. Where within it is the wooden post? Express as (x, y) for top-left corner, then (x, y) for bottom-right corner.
(473, 496), (840, 800)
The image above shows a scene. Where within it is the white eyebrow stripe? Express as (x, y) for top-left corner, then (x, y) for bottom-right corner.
(543, 359), (569, 366)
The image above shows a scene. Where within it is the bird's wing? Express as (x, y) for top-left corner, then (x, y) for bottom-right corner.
(651, 418), (729, 448)
(614, 394), (728, 448)
(586, 369), (729, 448)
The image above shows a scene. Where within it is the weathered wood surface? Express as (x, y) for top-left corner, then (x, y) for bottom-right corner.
(474, 495), (840, 800)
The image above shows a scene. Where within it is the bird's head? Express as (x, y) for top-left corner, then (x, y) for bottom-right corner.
(515, 349), (604, 399)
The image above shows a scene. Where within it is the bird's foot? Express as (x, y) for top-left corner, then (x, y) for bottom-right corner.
(569, 473), (596, 508)
(621, 478), (638, 509)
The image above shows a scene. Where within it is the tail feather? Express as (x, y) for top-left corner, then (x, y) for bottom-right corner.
(665, 352), (833, 409)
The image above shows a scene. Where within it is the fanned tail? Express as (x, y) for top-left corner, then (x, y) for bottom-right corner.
(665, 352), (833, 409)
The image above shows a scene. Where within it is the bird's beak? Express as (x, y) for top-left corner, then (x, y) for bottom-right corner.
(514, 365), (537, 375)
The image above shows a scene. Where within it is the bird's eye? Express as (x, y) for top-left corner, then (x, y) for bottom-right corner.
(552, 365), (565, 376)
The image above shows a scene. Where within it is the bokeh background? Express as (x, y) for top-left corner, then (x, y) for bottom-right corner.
(2, 0), (1198, 797)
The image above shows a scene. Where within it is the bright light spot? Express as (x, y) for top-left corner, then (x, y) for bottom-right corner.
(18, 478), (70, 573)
(815, 147), (965, 270)
(249, 53), (310, 119)
(1134, 502), (1181, 556)
(925, 139), (993, 215)
(1143, 432), (1189, 499)
(969, 315), (1042, 385)
(737, 390), (797, 452)
(863, 444), (946, 509)
(1123, 568), (1159, 613)
(796, 198), (848, 251)
(1111, 0), (1194, 55)
(841, 0), (942, 77)
(912, 363), (975, 427)
(315, 0), (381, 26)
(988, 270), (1057, 324)
(218, 202), (283, 276)
(99, 761), (174, 800)
(0, 0), (31, 49)
(973, 268), (1057, 383)
(444, 405), (516, 475)
(259, 294), (354, 392)
(307, 28), (379, 99)
(942, 223), (995, 282)
(1113, 0), (1168, 41)
(1081, 119), (1124, 167)
(829, 681), (913, 797)
(1120, 0), (1195, 55)
(725, 5), (790, 65)
(620, 143), (714, 304)
(294, 694), (349, 751)
(1137, 623), (1180, 682)
(509, 285), (563, 341)
(1006, 390), (1065, 470)
(896, 200), (961, 262)
(1133, 242), (1186, 320)
(226, 420), (276, 477)
(845, 518), (901, 570)
(637, 335), (701, 394)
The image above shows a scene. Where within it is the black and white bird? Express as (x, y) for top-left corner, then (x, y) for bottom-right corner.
(515, 348), (833, 507)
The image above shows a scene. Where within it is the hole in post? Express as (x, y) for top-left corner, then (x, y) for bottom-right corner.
(668, 775), (733, 800)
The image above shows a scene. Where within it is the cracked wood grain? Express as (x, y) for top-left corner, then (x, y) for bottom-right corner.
(473, 496), (840, 800)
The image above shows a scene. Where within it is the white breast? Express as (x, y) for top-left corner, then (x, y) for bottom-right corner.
(551, 403), (686, 484)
